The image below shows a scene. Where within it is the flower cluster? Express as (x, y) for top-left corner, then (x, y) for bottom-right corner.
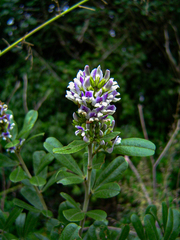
(66, 65), (121, 152)
(0, 101), (14, 141)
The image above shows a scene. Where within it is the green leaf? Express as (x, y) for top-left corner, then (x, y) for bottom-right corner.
(30, 176), (46, 187)
(53, 140), (88, 154)
(15, 213), (26, 238)
(24, 212), (40, 237)
(0, 209), (6, 229)
(60, 192), (81, 210)
(118, 224), (130, 240)
(41, 168), (66, 192)
(59, 223), (81, 240)
(2, 233), (19, 240)
(92, 182), (120, 198)
(164, 208), (180, 240)
(86, 210), (107, 221)
(162, 202), (168, 233)
(131, 214), (145, 240)
(103, 131), (120, 142)
(13, 198), (41, 213)
(9, 166), (27, 182)
(63, 209), (85, 222)
(21, 186), (43, 210)
(57, 171), (84, 185)
(26, 132), (44, 143)
(18, 110), (38, 139)
(0, 153), (18, 167)
(5, 139), (19, 149)
(36, 153), (54, 175)
(41, 210), (53, 218)
(94, 156), (128, 189)
(58, 201), (72, 225)
(4, 207), (23, 230)
(114, 138), (156, 156)
(144, 214), (160, 240)
(44, 137), (83, 176)
(92, 152), (105, 169)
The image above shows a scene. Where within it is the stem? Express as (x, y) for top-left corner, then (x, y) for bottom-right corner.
(16, 152), (48, 210)
(80, 143), (93, 236)
(0, 0), (89, 57)
(153, 119), (180, 200)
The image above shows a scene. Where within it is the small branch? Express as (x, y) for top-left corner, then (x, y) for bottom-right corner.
(138, 104), (155, 165)
(34, 89), (52, 111)
(6, 81), (21, 105)
(0, 0), (89, 57)
(164, 26), (180, 76)
(0, 184), (23, 197)
(125, 155), (152, 205)
(153, 119), (180, 199)
(22, 73), (29, 113)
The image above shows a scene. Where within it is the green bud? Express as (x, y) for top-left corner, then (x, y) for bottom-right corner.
(90, 76), (96, 87)
(97, 78), (106, 88)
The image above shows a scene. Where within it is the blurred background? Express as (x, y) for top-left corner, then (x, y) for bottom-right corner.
(0, 0), (180, 226)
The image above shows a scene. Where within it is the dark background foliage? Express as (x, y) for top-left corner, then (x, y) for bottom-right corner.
(0, 0), (180, 233)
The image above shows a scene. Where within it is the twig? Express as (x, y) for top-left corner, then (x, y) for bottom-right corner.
(6, 81), (21, 105)
(153, 119), (180, 199)
(0, 184), (23, 197)
(22, 73), (29, 113)
(138, 104), (155, 165)
(0, 0), (89, 57)
(125, 155), (152, 205)
(34, 89), (52, 110)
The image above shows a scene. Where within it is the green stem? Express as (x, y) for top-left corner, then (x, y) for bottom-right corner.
(0, 0), (89, 57)
(16, 152), (48, 211)
(80, 143), (93, 236)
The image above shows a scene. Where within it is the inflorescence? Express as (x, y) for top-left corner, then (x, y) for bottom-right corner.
(66, 65), (121, 153)
(0, 101), (14, 141)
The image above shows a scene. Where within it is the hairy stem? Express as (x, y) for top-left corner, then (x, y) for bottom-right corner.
(80, 143), (93, 236)
(16, 151), (48, 210)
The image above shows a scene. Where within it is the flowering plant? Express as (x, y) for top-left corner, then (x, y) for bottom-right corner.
(1, 66), (179, 240)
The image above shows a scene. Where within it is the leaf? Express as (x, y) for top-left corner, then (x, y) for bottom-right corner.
(26, 132), (45, 143)
(13, 198), (41, 213)
(30, 176), (46, 187)
(131, 214), (145, 240)
(58, 201), (71, 225)
(53, 140), (88, 154)
(5, 139), (19, 149)
(164, 208), (180, 240)
(2, 233), (19, 240)
(41, 168), (66, 192)
(21, 186), (43, 210)
(24, 212), (40, 237)
(63, 209), (85, 222)
(60, 192), (81, 210)
(0, 153), (18, 167)
(118, 224), (130, 240)
(15, 213), (26, 238)
(0, 209), (6, 229)
(114, 138), (156, 156)
(92, 182), (120, 198)
(41, 210), (53, 218)
(92, 152), (105, 169)
(94, 156), (128, 189)
(57, 171), (84, 185)
(102, 131), (120, 142)
(86, 210), (107, 221)
(144, 214), (160, 240)
(3, 207), (23, 230)
(9, 166), (27, 182)
(59, 223), (81, 240)
(44, 137), (83, 176)
(36, 153), (54, 175)
(162, 202), (168, 233)
(18, 110), (38, 139)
